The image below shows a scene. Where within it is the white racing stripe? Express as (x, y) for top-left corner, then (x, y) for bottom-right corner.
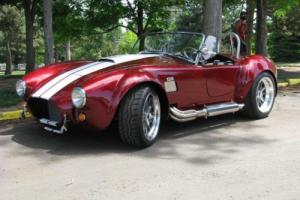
(32, 54), (158, 100)
(32, 62), (99, 98)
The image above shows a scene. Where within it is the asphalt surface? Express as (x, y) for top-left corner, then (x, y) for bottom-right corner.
(0, 92), (300, 200)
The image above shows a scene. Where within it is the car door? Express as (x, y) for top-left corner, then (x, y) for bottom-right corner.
(202, 63), (240, 104)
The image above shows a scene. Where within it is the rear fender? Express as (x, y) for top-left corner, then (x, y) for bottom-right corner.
(235, 55), (277, 102)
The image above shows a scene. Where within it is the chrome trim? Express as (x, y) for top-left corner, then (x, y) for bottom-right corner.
(16, 80), (26, 97)
(206, 103), (244, 117)
(71, 87), (87, 109)
(40, 118), (58, 127)
(170, 102), (244, 122)
(256, 77), (275, 113)
(142, 93), (161, 141)
(40, 114), (68, 134)
(130, 31), (206, 65)
(223, 32), (241, 59)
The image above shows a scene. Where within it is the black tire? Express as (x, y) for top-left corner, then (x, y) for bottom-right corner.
(118, 86), (161, 147)
(243, 72), (276, 119)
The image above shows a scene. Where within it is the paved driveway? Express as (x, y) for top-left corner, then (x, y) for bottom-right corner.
(0, 93), (300, 200)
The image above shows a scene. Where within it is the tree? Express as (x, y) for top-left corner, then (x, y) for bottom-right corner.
(202, 0), (223, 44)
(53, 0), (91, 61)
(0, 5), (23, 75)
(1, 0), (39, 73)
(86, 0), (184, 50)
(256, 0), (268, 55)
(175, 0), (204, 32)
(43, 0), (54, 65)
(245, 0), (255, 55)
(269, 5), (300, 61)
(23, 0), (39, 73)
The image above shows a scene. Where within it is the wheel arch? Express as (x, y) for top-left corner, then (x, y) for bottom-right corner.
(264, 70), (278, 96)
(235, 55), (278, 102)
(114, 81), (170, 121)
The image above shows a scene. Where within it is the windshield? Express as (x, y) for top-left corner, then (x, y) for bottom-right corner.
(131, 32), (205, 63)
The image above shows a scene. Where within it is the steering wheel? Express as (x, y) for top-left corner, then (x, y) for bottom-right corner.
(181, 47), (198, 60)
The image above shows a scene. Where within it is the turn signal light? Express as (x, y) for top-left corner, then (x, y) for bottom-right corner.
(78, 113), (86, 122)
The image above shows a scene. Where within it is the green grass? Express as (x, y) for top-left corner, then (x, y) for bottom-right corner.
(0, 71), (25, 78)
(288, 79), (300, 85)
(0, 90), (21, 107)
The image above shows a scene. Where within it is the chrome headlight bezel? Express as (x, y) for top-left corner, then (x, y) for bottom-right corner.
(16, 80), (26, 97)
(71, 87), (86, 109)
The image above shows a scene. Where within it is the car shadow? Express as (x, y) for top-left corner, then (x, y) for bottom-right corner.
(0, 114), (274, 165)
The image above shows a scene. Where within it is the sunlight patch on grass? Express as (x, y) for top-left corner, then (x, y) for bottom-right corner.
(0, 71), (25, 77)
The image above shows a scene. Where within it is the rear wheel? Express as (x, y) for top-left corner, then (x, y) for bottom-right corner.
(243, 72), (276, 119)
(118, 86), (161, 147)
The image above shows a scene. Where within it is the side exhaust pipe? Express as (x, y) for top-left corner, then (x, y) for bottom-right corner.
(170, 102), (244, 122)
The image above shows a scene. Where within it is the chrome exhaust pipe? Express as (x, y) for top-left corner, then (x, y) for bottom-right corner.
(170, 102), (244, 122)
(206, 103), (244, 117)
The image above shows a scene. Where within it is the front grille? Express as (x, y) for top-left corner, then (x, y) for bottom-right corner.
(27, 98), (62, 122)
(27, 98), (48, 119)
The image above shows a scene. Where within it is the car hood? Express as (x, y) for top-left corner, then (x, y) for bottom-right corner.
(27, 54), (160, 100)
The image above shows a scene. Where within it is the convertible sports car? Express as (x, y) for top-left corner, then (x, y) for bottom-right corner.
(16, 32), (277, 147)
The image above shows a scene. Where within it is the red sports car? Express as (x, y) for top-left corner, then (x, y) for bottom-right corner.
(16, 32), (277, 147)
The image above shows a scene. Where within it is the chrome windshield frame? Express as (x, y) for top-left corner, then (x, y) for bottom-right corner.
(130, 31), (206, 63)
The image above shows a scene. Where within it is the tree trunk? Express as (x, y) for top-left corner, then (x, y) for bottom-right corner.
(43, 0), (54, 65)
(203, 0), (223, 45)
(137, 1), (145, 51)
(246, 0), (255, 55)
(24, 0), (36, 73)
(54, 44), (59, 62)
(14, 50), (19, 69)
(256, 0), (268, 55)
(5, 41), (12, 76)
(66, 40), (71, 61)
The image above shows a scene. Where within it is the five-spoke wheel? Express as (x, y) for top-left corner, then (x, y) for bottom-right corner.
(118, 86), (161, 147)
(243, 72), (276, 119)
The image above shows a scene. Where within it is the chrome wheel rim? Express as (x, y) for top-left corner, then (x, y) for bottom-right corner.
(256, 77), (275, 113)
(142, 93), (161, 141)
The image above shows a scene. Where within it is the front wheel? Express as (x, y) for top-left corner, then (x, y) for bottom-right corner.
(243, 72), (276, 119)
(118, 86), (161, 147)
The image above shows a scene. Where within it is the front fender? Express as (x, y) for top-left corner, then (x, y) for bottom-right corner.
(111, 69), (164, 111)
(82, 69), (165, 130)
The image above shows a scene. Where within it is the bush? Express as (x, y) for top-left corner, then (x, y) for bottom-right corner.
(268, 31), (300, 62)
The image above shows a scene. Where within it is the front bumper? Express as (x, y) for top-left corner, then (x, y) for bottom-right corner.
(39, 114), (68, 134)
(27, 97), (70, 134)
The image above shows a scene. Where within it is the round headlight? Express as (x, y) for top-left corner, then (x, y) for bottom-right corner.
(71, 87), (86, 109)
(16, 80), (26, 97)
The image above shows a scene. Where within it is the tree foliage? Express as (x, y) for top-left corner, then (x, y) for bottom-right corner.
(269, 5), (300, 61)
(0, 5), (24, 74)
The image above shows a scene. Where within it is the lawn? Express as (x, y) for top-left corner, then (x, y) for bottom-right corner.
(0, 76), (22, 109)
(0, 89), (21, 107)
(0, 70), (25, 78)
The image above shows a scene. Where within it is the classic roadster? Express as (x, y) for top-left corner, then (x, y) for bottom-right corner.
(16, 32), (277, 147)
